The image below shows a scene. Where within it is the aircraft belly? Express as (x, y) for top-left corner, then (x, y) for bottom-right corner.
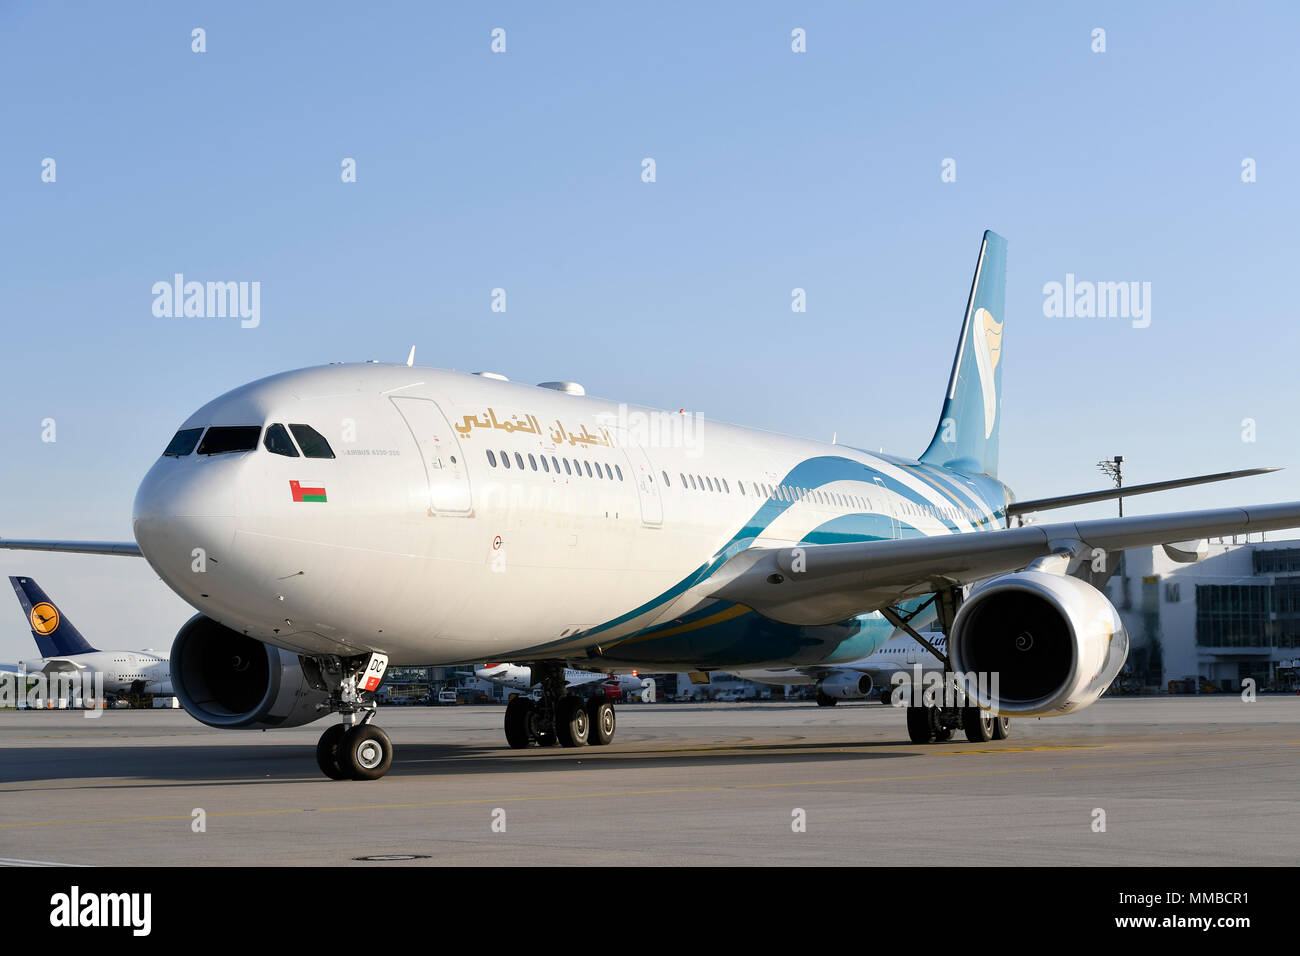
(585, 604), (874, 670)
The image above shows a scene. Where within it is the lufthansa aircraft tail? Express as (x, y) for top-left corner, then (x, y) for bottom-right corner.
(919, 230), (1007, 479)
(8, 576), (97, 658)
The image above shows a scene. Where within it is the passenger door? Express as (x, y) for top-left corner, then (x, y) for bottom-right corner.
(873, 476), (900, 539)
(615, 439), (663, 527)
(391, 397), (473, 515)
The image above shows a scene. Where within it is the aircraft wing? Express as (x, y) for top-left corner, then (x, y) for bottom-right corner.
(708, 501), (1300, 626)
(0, 538), (141, 557)
(792, 658), (922, 682)
(754, 664), (848, 682)
(1005, 466), (1281, 517)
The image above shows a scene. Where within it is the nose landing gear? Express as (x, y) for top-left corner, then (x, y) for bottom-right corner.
(309, 652), (395, 781)
(317, 722), (394, 780)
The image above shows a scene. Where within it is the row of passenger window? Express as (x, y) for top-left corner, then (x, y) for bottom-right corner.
(661, 470), (984, 522)
(663, 470), (875, 512)
(162, 423), (336, 459)
(478, 447), (984, 523)
(896, 499), (984, 523)
(485, 449), (625, 482)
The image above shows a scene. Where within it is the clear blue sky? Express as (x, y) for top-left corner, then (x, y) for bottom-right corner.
(2, 2), (1297, 661)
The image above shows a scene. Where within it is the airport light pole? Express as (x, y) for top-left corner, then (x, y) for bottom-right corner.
(1098, 455), (1129, 609)
(1098, 455), (1125, 517)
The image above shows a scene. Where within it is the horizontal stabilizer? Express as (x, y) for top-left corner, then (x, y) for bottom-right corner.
(1006, 467), (1281, 517)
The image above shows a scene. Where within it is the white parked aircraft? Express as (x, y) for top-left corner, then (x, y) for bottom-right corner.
(474, 662), (643, 697)
(738, 630), (951, 708)
(4, 231), (1298, 779)
(8, 576), (173, 698)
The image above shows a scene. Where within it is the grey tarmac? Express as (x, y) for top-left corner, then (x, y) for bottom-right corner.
(1, 697), (1297, 866)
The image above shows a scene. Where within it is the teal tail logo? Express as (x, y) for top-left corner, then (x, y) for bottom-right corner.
(920, 231), (1007, 478)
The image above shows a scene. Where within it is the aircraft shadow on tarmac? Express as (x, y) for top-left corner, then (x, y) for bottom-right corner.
(0, 738), (916, 788)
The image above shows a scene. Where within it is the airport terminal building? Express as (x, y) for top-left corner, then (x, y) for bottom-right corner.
(1106, 536), (1300, 691)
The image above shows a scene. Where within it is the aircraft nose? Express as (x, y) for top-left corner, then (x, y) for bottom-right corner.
(132, 456), (242, 572)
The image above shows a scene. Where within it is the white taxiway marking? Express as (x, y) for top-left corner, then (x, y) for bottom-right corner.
(0, 857), (85, 867)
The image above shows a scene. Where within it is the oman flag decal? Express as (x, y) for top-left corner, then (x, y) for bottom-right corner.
(289, 480), (328, 503)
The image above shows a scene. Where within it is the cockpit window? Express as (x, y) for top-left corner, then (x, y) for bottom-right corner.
(263, 423), (300, 457)
(289, 424), (335, 459)
(197, 426), (262, 455)
(162, 428), (204, 457)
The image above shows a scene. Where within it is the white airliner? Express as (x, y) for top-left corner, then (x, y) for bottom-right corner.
(738, 630), (950, 708)
(8, 576), (173, 698)
(474, 663), (644, 698)
(4, 231), (1298, 780)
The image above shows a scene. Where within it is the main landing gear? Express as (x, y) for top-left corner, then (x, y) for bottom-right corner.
(309, 652), (396, 781)
(503, 662), (618, 749)
(883, 590), (1012, 747)
(905, 703), (1011, 744)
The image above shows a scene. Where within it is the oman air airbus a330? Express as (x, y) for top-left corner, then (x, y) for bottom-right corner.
(5, 231), (1299, 780)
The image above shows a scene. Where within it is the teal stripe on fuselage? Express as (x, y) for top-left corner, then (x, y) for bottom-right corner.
(522, 454), (1004, 664)
(877, 453), (994, 515)
(585, 597), (935, 668)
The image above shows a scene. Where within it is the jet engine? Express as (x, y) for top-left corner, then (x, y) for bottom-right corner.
(947, 570), (1128, 717)
(817, 671), (874, 700)
(170, 614), (330, 729)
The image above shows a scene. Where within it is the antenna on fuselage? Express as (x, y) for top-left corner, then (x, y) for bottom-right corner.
(406, 346), (416, 367)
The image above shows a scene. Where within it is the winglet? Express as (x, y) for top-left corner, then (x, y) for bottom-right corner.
(406, 346), (416, 367)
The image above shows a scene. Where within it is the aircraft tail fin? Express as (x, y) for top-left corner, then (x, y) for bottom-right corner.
(919, 230), (1008, 478)
(8, 576), (97, 658)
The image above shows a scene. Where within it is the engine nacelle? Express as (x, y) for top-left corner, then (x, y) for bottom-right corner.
(170, 614), (331, 729)
(948, 571), (1129, 717)
(817, 671), (874, 700)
